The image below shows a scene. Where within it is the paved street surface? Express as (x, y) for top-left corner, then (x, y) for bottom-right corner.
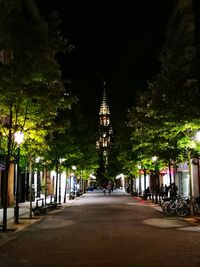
(1, 189), (200, 267)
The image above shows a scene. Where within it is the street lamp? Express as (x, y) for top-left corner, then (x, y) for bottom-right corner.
(195, 130), (200, 142)
(14, 131), (24, 224)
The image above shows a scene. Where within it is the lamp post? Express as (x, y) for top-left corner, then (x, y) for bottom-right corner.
(58, 161), (61, 204)
(14, 131), (24, 224)
(72, 165), (77, 195)
(69, 165), (76, 199)
(80, 170), (84, 194)
(187, 150), (193, 215)
(58, 158), (65, 204)
(152, 156), (159, 204)
(189, 130), (200, 215)
(137, 164), (141, 196)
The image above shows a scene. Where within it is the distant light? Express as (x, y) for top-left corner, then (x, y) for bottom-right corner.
(116, 173), (124, 179)
(35, 157), (41, 163)
(60, 158), (65, 163)
(89, 174), (96, 180)
(137, 164), (141, 169)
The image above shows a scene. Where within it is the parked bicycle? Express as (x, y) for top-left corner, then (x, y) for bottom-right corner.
(163, 197), (179, 216)
(161, 196), (176, 213)
(162, 195), (200, 217)
(175, 196), (190, 217)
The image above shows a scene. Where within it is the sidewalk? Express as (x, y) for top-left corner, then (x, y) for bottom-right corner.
(0, 201), (41, 247)
(2, 193), (200, 231)
(0, 195), (69, 247)
(0, 200), (42, 232)
(132, 195), (200, 225)
(1, 192), (200, 247)
(2, 193), (200, 227)
(0, 194), (65, 232)
(0, 190), (126, 233)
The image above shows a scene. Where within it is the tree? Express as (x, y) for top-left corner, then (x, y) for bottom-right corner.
(0, 0), (76, 230)
(127, 40), (200, 172)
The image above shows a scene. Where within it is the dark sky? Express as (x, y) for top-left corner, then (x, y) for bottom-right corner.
(37, 0), (173, 118)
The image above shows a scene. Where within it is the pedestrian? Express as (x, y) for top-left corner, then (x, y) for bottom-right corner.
(160, 183), (165, 200)
(169, 182), (178, 199)
(107, 182), (112, 195)
(103, 184), (106, 195)
(144, 187), (151, 200)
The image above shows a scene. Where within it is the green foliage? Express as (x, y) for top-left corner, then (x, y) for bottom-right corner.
(148, 42), (199, 121)
(109, 112), (136, 176)
(0, 0), (77, 169)
(46, 102), (99, 177)
(126, 42), (200, 169)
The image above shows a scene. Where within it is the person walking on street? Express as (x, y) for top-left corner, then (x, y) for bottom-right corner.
(144, 187), (151, 200)
(103, 184), (106, 195)
(107, 182), (112, 195)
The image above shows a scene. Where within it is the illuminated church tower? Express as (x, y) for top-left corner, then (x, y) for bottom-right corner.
(96, 80), (113, 175)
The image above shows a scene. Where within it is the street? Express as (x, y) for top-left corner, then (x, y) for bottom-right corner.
(0, 189), (200, 267)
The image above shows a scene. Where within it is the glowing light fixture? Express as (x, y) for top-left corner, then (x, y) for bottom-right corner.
(152, 156), (158, 162)
(195, 130), (200, 142)
(14, 131), (24, 145)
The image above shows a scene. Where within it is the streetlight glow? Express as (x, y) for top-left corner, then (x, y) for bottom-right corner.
(59, 158), (65, 164)
(72, 165), (77, 171)
(14, 131), (24, 145)
(195, 130), (200, 142)
(152, 156), (158, 162)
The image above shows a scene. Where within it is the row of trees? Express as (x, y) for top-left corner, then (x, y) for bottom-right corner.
(113, 38), (200, 175)
(0, 0), (99, 195)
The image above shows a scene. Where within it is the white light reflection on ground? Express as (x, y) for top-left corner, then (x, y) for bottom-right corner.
(143, 218), (186, 228)
(142, 218), (200, 232)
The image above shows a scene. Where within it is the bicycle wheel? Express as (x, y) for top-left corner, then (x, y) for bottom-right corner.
(193, 203), (199, 214)
(176, 202), (189, 217)
(164, 202), (176, 215)
(161, 201), (170, 212)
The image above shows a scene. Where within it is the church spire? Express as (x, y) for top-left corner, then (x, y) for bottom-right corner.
(99, 80), (110, 125)
(96, 80), (113, 174)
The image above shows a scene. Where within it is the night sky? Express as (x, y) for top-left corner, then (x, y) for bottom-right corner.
(37, 0), (173, 119)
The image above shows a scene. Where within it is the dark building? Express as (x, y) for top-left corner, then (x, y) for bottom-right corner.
(164, 0), (198, 86)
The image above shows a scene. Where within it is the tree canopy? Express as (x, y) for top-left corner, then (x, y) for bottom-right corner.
(115, 40), (200, 175)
